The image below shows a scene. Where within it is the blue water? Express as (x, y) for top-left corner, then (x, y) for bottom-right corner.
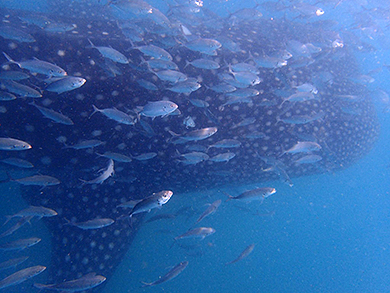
(0, 0), (389, 292)
(108, 130), (390, 293)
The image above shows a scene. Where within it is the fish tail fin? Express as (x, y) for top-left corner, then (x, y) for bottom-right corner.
(2, 215), (12, 226)
(168, 130), (180, 137)
(63, 218), (72, 226)
(278, 145), (286, 157)
(184, 60), (191, 69)
(128, 39), (134, 49)
(78, 178), (87, 186)
(2, 52), (17, 66)
(222, 191), (234, 202)
(61, 142), (71, 149)
(28, 100), (37, 107)
(86, 38), (95, 49)
(140, 281), (153, 288)
(137, 56), (146, 69)
(89, 105), (100, 118)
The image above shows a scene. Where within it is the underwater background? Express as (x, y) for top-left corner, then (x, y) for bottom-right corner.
(0, 0), (389, 292)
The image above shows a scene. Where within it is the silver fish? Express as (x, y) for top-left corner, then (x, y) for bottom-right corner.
(0, 138), (32, 151)
(209, 152), (236, 162)
(185, 59), (220, 70)
(64, 139), (104, 149)
(18, 14), (50, 28)
(65, 218), (115, 230)
(97, 151), (132, 163)
(169, 127), (218, 143)
(34, 272), (106, 291)
(209, 83), (236, 93)
(231, 62), (259, 74)
(1, 80), (42, 98)
(132, 152), (157, 161)
(133, 44), (172, 61)
(280, 141), (322, 156)
(174, 227), (216, 240)
(0, 26), (35, 43)
(0, 91), (17, 101)
(185, 38), (222, 55)
(225, 187), (276, 203)
(253, 56), (287, 69)
(117, 199), (142, 209)
(208, 139), (241, 150)
(0, 237), (41, 251)
(12, 175), (60, 187)
(3, 52), (66, 77)
(0, 256), (29, 271)
(45, 76), (86, 94)
(226, 244), (255, 265)
(195, 199), (222, 224)
(80, 159), (114, 184)
(293, 83), (318, 94)
(139, 100), (178, 119)
(189, 98), (209, 108)
(0, 216), (33, 238)
(90, 105), (136, 125)
(141, 261), (188, 287)
(226, 88), (260, 98)
(87, 39), (128, 64)
(30, 101), (74, 125)
(151, 69), (187, 83)
(0, 265), (46, 290)
(137, 79), (158, 91)
(43, 22), (75, 33)
(177, 151), (209, 165)
(183, 116), (196, 128)
(141, 58), (178, 70)
(4, 206), (58, 224)
(168, 80), (201, 94)
(2, 161), (29, 176)
(228, 67), (261, 86)
(0, 71), (29, 80)
(129, 190), (173, 218)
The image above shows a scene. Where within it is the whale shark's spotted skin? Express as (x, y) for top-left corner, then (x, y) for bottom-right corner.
(0, 2), (380, 291)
